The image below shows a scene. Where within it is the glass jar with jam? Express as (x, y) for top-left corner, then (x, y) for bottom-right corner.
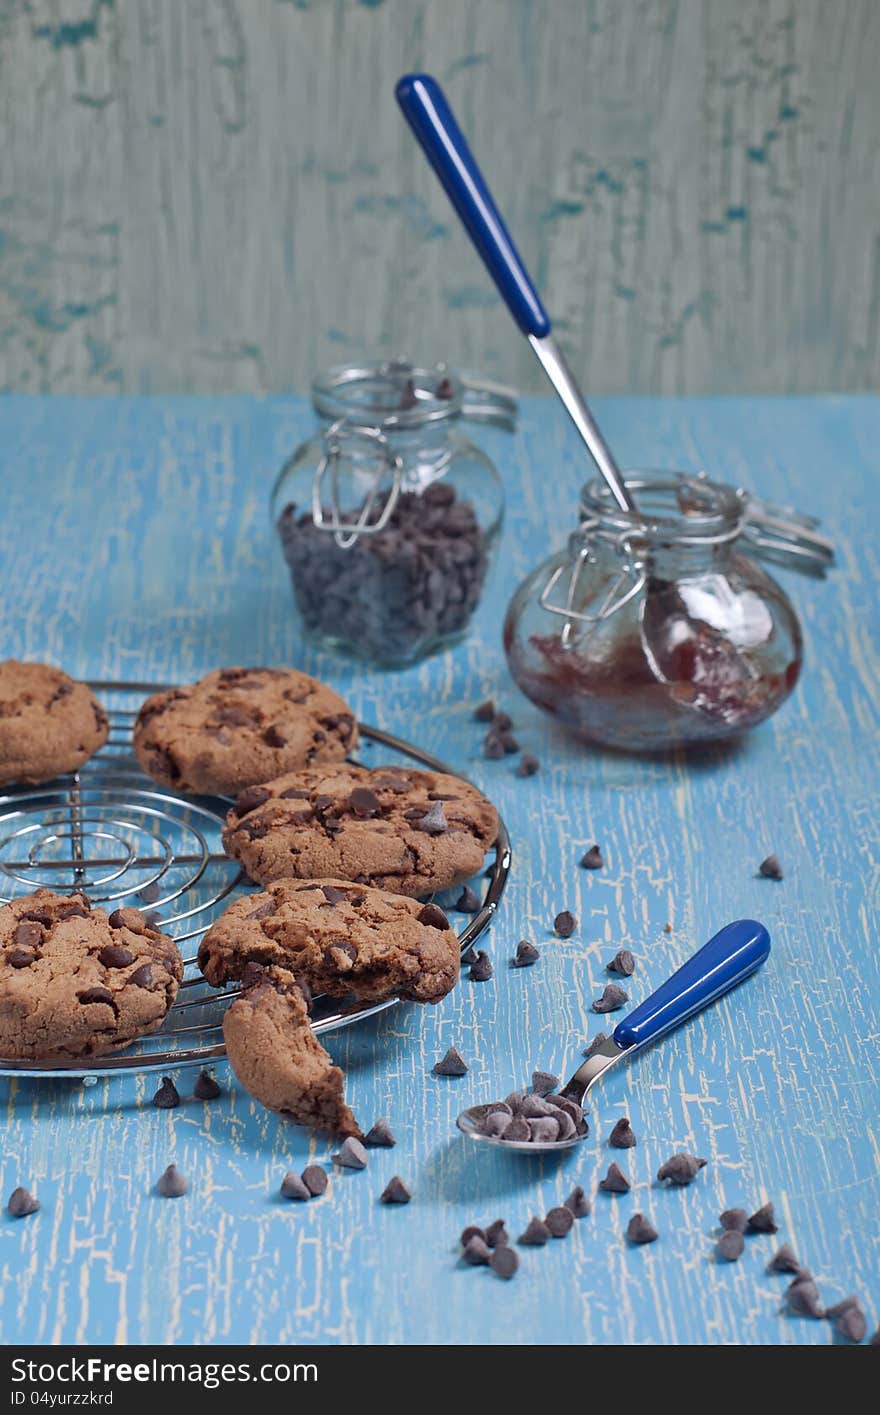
(273, 359), (514, 668)
(504, 471), (833, 752)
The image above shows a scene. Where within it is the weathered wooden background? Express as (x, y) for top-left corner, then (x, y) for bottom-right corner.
(1, 0), (878, 397)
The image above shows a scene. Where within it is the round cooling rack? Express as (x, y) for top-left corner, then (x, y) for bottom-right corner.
(0, 680), (511, 1079)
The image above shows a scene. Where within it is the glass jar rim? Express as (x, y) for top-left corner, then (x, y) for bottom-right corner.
(579, 470), (746, 546)
(312, 360), (463, 430)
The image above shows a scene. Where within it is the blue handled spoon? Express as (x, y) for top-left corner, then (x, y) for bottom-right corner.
(456, 919), (771, 1154)
(396, 71), (637, 514)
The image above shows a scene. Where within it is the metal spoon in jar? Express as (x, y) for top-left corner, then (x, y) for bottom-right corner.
(456, 918), (770, 1154)
(396, 72), (637, 516)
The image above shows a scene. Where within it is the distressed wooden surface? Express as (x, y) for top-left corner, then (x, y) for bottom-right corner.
(0, 392), (878, 1346)
(1, 0), (879, 397)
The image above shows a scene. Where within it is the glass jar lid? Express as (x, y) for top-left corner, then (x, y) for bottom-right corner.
(312, 359), (517, 432)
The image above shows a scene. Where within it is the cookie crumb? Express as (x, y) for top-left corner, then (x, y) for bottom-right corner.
(626, 1213), (658, 1245)
(513, 939), (540, 967)
(564, 1186), (590, 1219)
(718, 1230), (745, 1262)
(657, 1152), (706, 1186)
(554, 910), (576, 938)
(592, 983), (628, 1013)
(333, 1136), (368, 1170)
(301, 1164), (328, 1196)
(473, 700), (495, 723)
(607, 949), (635, 976)
(720, 1208), (749, 1234)
(155, 1164), (188, 1198)
(468, 951), (493, 982)
(768, 1243), (800, 1273)
(6, 1186), (39, 1218)
(433, 1046), (468, 1077)
(489, 1245), (518, 1279)
(455, 885), (480, 914)
(516, 752), (540, 777)
(280, 1171), (310, 1201)
(193, 1069), (222, 1101)
(364, 1119), (396, 1148)
(518, 1216), (551, 1246)
(580, 845), (604, 870)
(759, 854), (783, 880)
(599, 1162), (630, 1194)
(151, 1076), (180, 1110)
(747, 1201), (778, 1233)
(609, 1117), (637, 1149)
(380, 1176), (411, 1205)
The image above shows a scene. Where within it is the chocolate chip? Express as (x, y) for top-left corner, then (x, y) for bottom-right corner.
(151, 1076), (180, 1109)
(320, 885), (348, 906)
(372, 774), (410, 793)
(364, 1119), (395, 1148)
(546, 1094), (585, 1127)
(12, 921), (42, 949)
(546, 1206), (574, 1238)
(280, 1171), (310, 1201)
(264, 724), (288, 748)
(463, 1235), (491, 1266)
(246, 898), (276, 920)
(193, 1069), (222, 1101)
(482, 1111), (513, 1138)
(720, 1208), (749, 1234)
(593, 983), (628, 1013)
(128, 964), (154, 988)
(607, 949), (635, 976)
(460, 943), (477, 966)
(8, 948), (36, 968)
(583, 1032), (609, 1058)
(518, 1217), (551, 1246)
(454, 885), (480, 913)
(531, 1070), (559, 1097)
(485, 1218), (508, 1248)
(280, 787), (311, 800)
(580, 845), (604, 870)
(768, 1243), (801, 1274)
(108, 906), (145, 931)
(554, 910), (576, 938)
(78, 987), (114, 1007)
(7, 1186), (39, 1218)
(826, 1296), (867, 1342)
(747, 1202), (778, 1233)
(460, 1225), (486, 1247)
(786, 1272), (824, 1318)
(489, 1246), (518, 1279)
(432, 1047), (467, 1076)
(609, 1117), (637, 1149)
(627, 1213), (658, 1245)
(139, 881), (160, 905)
(56, 899), (90, 920)
(504, 1117), (530, 1141)
(301, 1165), (328, 1196)
(468, 950), (493, 982)
(516, 752), (540, 777)
(493, 712), (513, 732)
(333, 1136), (368, 1170)
(234, 786), (270, 818)
(417, 902), (450, 931)
(497, 731), (519, 754)
(474, 700), (495, 724)
(415, 800), (447, 835)
(399, 377), (418, 410)
(565, 1186), (590, 1219)
(483, 733), (505, 760)
(98, 944), (134, 968)
(657, 1153), (706, 1185)
(599, 1163), (630, 1194)
(349, 786), (383, 818)
(759, 853), (783, 880)
(380, 1176), (411, 1204)
(155, 1164), (188, 1198)
(718, 1231), (745, 1262)
(529, 1116), (562, 1143)
(435, 377), (455, 400)
(513, 939), (539, 967)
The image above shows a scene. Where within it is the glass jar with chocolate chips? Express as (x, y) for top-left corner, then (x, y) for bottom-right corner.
(272, 360), (513, 667)
(504, 471), (834, 751)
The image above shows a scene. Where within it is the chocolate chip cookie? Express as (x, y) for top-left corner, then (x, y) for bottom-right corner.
(0, 890), (183, 1059)
(0, 661), (109, 786)
(133, 667), (358, 797)
(198, 877), (460, 1003)
(221, 763), (498, 896)
(223, 963), (361, 1136)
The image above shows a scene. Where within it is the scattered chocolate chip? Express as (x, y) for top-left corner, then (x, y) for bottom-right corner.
(474, 700), (495, 723)
(607, 949), (635, 976)
(280, 1170), (310, 1201)
(151, 1076), (180, 1110)
(364, 1118), (395, 1148)
(786, 1272), (824, 1318)
(546, 1206), (574, 1238)
(759, 854), (783, 880)
(128, 964), (154, 988)
(98, 944), (134, 968)
(826, 1296), (867, 1343)
(7, 949), (35, 968)
(531, 1070), (559, 1097)
(580, 845), (604, 870)
(554, 910), (576, 938)
(333, 1136), (368, 1170)
(516, 752), (540, 777)
(380, 1176), (411, 1204)
(599, 1163), (631, 1194)
(483, 733), (505, 760)
(463, 1235), (491, 1266)
(513, 939), (540, 967)
(657, 1153), (706, 1185)
(435, 377), (455, 400)
(433, 1047), (468, 1077)
(78, 987), (115, 1007)
(469, 951), (493, 982)
(193, 1069), (222, 1101)
(155, 1164), (188, 1198)
(485, 1219), (509, 1248)
(565, 1186), (590, 1219)
(627, 1213), (658, 1245)
(455, 885), (480, 913)
(7, 1186), (39, 1218)
(461, 1224), (486, 1247)
(263, 724), (288, 748)
(415, 800), (448, 836)
(416, 902), (450, 931)
(718, 1231), (745, 1262)
(518, 1216), (551, 1246)
(720, 1208), (749, 1234)
(497, 731), (520, 754)
(349, 786), (383, 818)
(870, 1326), (880, 1346)
(664, 922), (673, 934)
(460, 943), (478, 966)
(139, 881), (160, 905)
(489, 1246), (518, 1279)
(12, 921), (42, 949)
(301, 1165), (329, 1197)
(747, 1202), (778, 1233)
(609, 1118), (637, 1149)
(583, 1032), (609, 1059)
(492, 712), (511, 732)
(768, 1243), (800, 1273)
(592, 983), (628, 1013)
(234, 786), (271, 817)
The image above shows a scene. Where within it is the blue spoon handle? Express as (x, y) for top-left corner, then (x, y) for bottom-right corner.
(395, 72), (551, 338)
(613, 919), (771, 1052)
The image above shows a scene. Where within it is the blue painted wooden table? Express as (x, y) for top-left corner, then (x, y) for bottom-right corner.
(0, 394), (877, 1347)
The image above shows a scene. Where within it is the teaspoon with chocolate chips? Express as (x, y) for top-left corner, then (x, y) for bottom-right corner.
(457, 919), (770, 1155)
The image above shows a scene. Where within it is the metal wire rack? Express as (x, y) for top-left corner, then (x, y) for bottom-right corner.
(0, 680), (511, 1079)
